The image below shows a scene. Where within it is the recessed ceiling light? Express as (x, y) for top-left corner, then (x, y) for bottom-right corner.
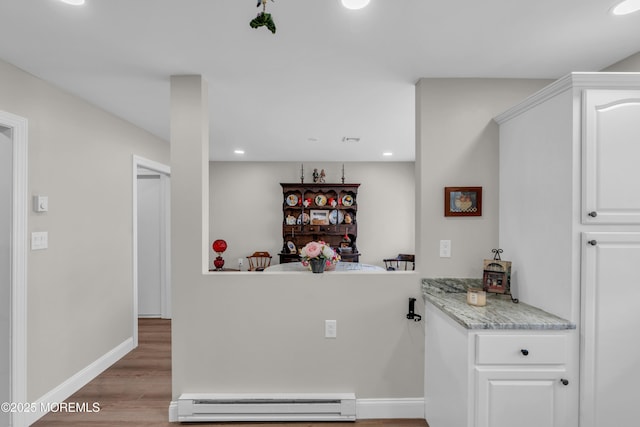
(612, 0), (640, 15)
(342, 137), (361, 142)
(341, 0), (370, 10)
(383, 152), (393, 156)
(59, 0), (86, 5)
(234, 149), (245, 155)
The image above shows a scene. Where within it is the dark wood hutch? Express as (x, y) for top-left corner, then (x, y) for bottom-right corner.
(280, 182), (360, 264)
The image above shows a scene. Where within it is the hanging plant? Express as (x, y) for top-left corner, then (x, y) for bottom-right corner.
(250, 0), (276, 34)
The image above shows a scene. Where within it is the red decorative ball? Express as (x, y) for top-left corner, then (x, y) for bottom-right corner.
(212, 239), (227, 253)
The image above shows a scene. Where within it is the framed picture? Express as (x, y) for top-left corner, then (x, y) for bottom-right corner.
(444, 187), (482, 217)
(482, 258), (512, 294)
(310, 210), (330, 225)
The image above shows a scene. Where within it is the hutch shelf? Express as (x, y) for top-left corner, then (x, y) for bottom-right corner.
(280, 182), (360, 264)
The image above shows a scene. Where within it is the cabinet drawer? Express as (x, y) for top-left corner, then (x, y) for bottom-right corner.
(476, 334), (567, 365)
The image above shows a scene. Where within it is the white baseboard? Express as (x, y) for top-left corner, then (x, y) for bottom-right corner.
(168, 400), (178, 422)
(25, 337), (134, 426)
(356, 398), (425, 419)
(167, 397), (425, 423)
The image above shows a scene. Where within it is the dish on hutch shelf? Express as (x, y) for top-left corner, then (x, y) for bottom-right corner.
(315, 194), (327, 206)
(344, 212), (355, 224)
(329, 210), (344, 224)
(285, 215), (297, 225)
(342, 195), (354, 206)
(286, 241), (296, 254)
(286, 194), (298, 206)
(296, 213), (310, 225)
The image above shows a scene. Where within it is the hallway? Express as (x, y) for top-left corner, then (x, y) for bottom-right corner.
(33, 318), (171, 426)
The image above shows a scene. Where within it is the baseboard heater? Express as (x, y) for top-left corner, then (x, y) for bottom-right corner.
(177, 393), (356, 422)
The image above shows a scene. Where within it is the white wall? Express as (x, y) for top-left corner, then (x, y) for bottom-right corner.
(209, 161), (415, 269)
(172, 77), (425, 404)
(602, 51), (640, 71)
(415, 78), (552, 278)
(0, 127), (11, 426)
(0, 58), (170, 403)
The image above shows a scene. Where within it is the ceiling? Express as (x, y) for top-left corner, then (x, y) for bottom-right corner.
(1, 0), (639, 161)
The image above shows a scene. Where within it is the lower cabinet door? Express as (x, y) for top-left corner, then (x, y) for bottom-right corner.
(475, 368), (570, 427)
(581, 232), (640, 427)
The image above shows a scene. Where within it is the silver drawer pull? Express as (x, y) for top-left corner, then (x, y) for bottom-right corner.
(560, 378), (569, 386)
(587, 240), (598, 246)
(520, 349), (529, 356)
(588, 211), (598, 218)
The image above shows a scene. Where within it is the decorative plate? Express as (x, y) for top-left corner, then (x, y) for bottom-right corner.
(329, 210), (344, 225)
(342, 195), (354, 206)
(286, 194), (299, 206)
(297, 213), (310, 225)
(286, 241), (296, 254)
(315, 194), (327, 206)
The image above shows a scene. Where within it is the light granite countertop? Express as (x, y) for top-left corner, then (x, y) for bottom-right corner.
(422, 278), (575, 330)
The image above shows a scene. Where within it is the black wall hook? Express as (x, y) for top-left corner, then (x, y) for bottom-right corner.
(406, 298), (422, 322)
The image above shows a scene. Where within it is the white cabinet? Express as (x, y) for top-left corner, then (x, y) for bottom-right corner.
(475, 369), (569, 427)
(580, 232), (640, 427)
(496, 73), (640, 427)
(583, 89), (640, 224)
(475, 335), (571, 427)
(424, 302), (574, 427)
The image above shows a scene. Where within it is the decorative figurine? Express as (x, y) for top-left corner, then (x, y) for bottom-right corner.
(319, 169), (326, 183)
(312, 168), (319, 183)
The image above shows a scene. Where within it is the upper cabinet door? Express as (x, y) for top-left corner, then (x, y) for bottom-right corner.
(583, 89), (640, 224)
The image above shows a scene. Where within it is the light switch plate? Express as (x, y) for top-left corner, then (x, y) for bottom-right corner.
(31, 231), (48, 250)
(325, 320), (337, 338)
(440, 240), (451, 258)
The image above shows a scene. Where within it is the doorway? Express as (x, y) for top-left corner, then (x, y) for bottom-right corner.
(132, 156), (171, 344)
(0, 111), (28, 427)
(1, 126), (12, 427)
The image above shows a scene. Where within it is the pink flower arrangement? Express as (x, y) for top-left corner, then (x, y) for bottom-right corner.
(299, 240), (340, 268)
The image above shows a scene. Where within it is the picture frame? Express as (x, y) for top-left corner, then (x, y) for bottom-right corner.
(310, 209), (330, 225)
(444, 187), (482, 217)
(482, 258), (512, 294)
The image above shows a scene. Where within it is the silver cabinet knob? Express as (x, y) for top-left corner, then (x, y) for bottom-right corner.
(588, 211), (598, 217)
(587, 240), (598, 246)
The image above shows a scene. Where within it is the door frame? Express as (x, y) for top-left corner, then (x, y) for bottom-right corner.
(132, 155), (170, 345)
(1, 110), (28, 427)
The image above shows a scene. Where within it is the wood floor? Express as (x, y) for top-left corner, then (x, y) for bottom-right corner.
(33, 318), (429, 427)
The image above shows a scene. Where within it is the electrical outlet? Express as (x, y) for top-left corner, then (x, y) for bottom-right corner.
(325, 320), (337, 338)
(238, 258), (243, 266)
(440, 240), (451, 258)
